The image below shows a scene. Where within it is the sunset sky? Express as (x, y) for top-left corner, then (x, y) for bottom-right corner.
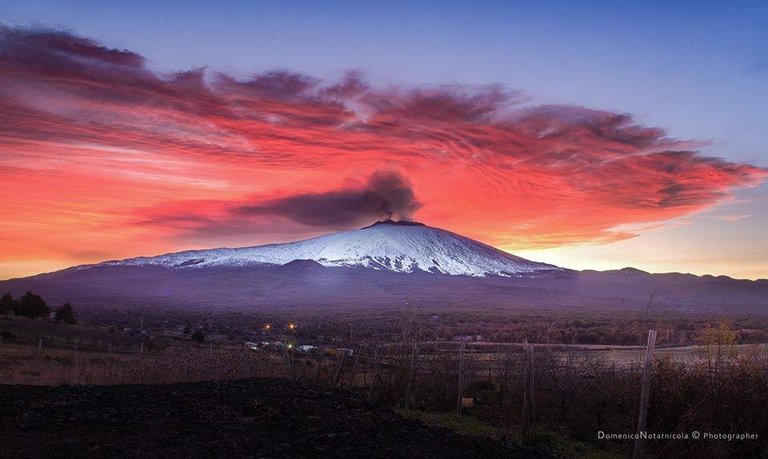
(1, 1), (767, 280)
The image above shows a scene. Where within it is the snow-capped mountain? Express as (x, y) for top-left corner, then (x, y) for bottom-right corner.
(96, 220), (560, 277)
(4, 220), (766, 313)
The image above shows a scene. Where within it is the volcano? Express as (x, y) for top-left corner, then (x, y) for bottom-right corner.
(1, 221), (766, 313)
(95, 220), (560, 277)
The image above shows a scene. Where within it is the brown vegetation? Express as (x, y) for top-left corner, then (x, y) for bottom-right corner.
(2, 309), (767, 457)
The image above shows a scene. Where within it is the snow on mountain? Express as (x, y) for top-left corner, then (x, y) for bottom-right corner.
(95, 220), (561, 277)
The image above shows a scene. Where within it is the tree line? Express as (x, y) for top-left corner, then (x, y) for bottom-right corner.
(0, 291), (76, 324)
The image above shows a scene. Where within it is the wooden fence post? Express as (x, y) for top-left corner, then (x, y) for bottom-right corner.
(37, 338), (43, 359)
(107, 339), (112, 356)
(522, 340), (535, 432)
(332, 353), (347, 388)
(300, 356), (310, 381)
(367, 346), (382, 403)
(404, 341), (418, 408)
(456, 342), (466, 414)
(633, 329), (657, 459)
(287, 349), (295, 380)
(314, 358), (324, 385)
(347, 351), (361, 388)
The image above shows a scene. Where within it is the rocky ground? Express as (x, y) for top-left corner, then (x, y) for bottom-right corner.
(1, 378), (554, 458)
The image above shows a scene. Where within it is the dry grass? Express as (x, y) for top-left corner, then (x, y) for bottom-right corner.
(0, 343), (303, 385)
(3, 339), (767, 457)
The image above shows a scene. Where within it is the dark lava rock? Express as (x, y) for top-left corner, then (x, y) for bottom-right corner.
(0, 378), (555, 458)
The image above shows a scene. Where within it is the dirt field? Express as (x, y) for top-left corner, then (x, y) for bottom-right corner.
(0, 378), (554, 458)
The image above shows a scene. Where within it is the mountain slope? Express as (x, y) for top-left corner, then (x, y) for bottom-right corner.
(96, 220), (560, 277)
(3, 220), (765, 313)
(4, 261), (766, 314)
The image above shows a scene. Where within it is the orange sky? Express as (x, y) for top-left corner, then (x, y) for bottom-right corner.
(1, 27), (766, 280)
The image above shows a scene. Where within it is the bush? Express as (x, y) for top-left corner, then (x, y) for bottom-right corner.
(191, 329), (206, 343)
(521, 428), (558, 448)
(0, 330), (15, 340)
(15, 291), (50, 318)
(0, 293), (15, 314)
(54, 303), (77, 324)
(395, 409), (505, 439)
(469, 380), (496, 392)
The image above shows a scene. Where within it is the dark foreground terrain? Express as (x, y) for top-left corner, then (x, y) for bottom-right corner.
(1, 378), (551, 458)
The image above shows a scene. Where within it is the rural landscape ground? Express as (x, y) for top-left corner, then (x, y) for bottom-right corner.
(2, 302), (767, 458)
(2, 379), (555, 458)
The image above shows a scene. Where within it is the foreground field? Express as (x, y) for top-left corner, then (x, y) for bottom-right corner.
(0, 378), (553, 458)
(2, 310), (767, 458)
(2, 339), (767, 457)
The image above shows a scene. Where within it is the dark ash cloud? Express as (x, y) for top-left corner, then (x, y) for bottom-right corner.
(236, 171), (421, 226)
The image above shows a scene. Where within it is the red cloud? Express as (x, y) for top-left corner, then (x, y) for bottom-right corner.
(0, 26), (766, 269)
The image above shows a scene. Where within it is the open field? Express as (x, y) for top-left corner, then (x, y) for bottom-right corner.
(3, 332), (767, 458)
(5, 339), (765, 386)
(1, 378), (554, 458)
(2, 306), (768, 458)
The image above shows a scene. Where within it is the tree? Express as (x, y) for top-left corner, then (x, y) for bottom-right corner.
(696, 319), (738, 371)
(644, 289), (663, 320)
(191, 329), (206, 343)
(399, 300), (423, 345)
(54, 302), (77, 324)
(0, 293), (16, 314)
(16, 291), (49, 318)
